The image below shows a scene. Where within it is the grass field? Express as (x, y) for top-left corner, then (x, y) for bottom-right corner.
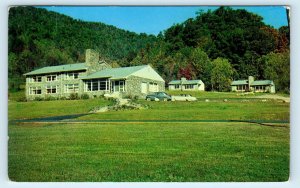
(8, 91), (290, 182)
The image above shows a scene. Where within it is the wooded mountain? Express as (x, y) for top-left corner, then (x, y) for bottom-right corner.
(9, 6), (157, 90)
(9, 6), (290, 92)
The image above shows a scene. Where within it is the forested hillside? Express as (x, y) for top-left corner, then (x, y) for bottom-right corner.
(8, 6), (157, 90)
(131, 7), (290, 92)
(9, 6), (290, 92)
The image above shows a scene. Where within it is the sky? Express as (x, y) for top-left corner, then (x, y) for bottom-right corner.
(41, 6), (288, 35)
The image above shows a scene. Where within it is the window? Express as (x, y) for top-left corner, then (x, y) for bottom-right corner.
(65, 72), (79, 80)
(64, 84), (79, 93)
(149, 82), (158, 92)
(46, 85), (58, 94)
(29, 76), (42, 82)
(29, 87), (42, 95)
(184, 84), (194, 89)
(46, 75), (57, 82)
(175, 84), (180, 89)
(113, 80), (125, 92)
(92, 80), (99, 91)
(255, 85), (266, 91)
(237, 85), (245, 91)
(85, 79), (109, 92)
(99, 81), (107, 90)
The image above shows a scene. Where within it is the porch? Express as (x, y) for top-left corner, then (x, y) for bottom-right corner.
(83, 78), (125, 93)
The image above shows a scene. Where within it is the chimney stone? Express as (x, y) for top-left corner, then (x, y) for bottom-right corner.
(86, 49), (100, 74)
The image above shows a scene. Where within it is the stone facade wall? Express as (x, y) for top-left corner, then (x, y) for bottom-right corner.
(25, 49), (165, 100)
(125, 76), (165, 98)
(26, 74), (165, 100)
(25, 71), (86, 100)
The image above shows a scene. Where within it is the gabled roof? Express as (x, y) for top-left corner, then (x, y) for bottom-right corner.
(231, 79), (274, 86)
(251, 80), (274, 86)
(24, 63), (87, 76)
(231, 80), (248, 85)
(169, 79), (203, 85)
(82, 65), (149, 80)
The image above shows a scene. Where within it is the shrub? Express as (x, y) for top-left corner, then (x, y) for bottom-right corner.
(59, 97), (67, 100)
(133, 95), (139, 100)
(69, 93), (79, 100)
(124, 94), (133, 99)
(98, 94), (105, 99)
(44, 96), (57, 101)
(107, 98), (117, 104)
(34, 97), (43, 101)
(16, 96), (27, 102)
(81, 94), (90, 100)
(125, 94), (139, 101)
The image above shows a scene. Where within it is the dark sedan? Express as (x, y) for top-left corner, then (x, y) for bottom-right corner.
(145, 92), (172, 101)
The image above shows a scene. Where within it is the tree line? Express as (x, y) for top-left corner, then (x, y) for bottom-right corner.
(131, 7), (290, 92)
(8, 6), (290, 93)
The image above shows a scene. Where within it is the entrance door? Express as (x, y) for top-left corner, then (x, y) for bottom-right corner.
(141, 82), (147, 94)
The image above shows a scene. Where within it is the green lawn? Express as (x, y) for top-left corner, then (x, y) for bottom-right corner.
(8, 91), (290, 182)
(8, 98), (113, 120)
(166, 90), (274, 99)
(9, 122), (289, 182)
(77, 100), (289, 121)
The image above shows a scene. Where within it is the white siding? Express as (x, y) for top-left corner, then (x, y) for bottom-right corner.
(141, 82), (147, 94)
(132, 65), (165, 82)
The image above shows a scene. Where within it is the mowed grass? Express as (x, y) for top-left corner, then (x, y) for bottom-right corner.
(8, 98), (113, 120)
(8, 91), (290, 181)
(167, 90), (269, 99)
(78, 100), (289, 121)
(8, 122), (289, 182)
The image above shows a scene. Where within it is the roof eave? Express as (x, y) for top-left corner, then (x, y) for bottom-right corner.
(24, 68), (87, 76)
(81, 76), (111, 80)
(231, 83), (247, 86)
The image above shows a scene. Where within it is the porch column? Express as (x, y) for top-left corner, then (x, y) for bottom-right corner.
(105, 79), (108, 92)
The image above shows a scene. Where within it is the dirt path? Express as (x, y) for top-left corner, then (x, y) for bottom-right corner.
(254, 94), (290, 103)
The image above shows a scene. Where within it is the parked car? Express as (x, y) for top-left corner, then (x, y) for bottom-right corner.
(145, 92), (172, 101)
(171, 94), (197, 101)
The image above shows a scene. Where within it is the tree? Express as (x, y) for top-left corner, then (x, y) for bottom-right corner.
(211, 58), (233, 91)
(178, 64), (195, 80)
(262, 51), (290, 93)
(189, 48), (212, 89)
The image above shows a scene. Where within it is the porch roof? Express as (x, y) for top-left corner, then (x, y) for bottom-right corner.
(82, 65), (148, 80)
(251, 80), (274, 86)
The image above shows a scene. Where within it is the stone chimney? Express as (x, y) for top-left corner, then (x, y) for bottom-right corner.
(180, 77), (186, 91)
(85, 49), (100, 74)
(248, 76), (254, 91)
